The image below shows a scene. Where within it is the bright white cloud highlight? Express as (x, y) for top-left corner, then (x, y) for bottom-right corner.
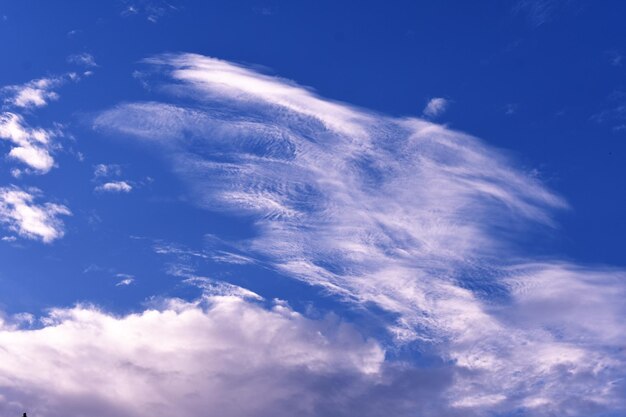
(0, 186), (70, 243)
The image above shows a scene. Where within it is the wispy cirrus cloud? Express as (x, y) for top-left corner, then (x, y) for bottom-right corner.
(92, 53), (626, 415)
(120, 0), (179, 23)
(96, 55), (561, 327)
(0, 186), (70, 243)
(93, 163), (123, 178)
(422, 97), (449, 118)
(513, 0), (569, 27)
(67, 52), (98, 68)
(591, 90), (626, 132)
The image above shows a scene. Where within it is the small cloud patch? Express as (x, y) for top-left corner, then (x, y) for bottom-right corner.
(96, 181), (133, 193)
(422, 97), (449, 118)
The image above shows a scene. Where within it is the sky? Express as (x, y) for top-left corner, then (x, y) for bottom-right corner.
(0, 1), (625, 416)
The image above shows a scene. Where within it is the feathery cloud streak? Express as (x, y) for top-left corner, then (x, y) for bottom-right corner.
(94, 54), (626, 414)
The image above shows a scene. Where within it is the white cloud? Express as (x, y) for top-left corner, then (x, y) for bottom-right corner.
(93, 165), (135, 193)
(182, 276), (263, 299)
(0, 295), (417, 417)
(1, 77), (65, 109)
(115, 274), (135, 286)
(94, 163), (122, 178)
(120, 0), (179, 23)
(94, 53), (626, 414)
(67, 53), (98, 67)
(422, 97), (449, 118)
(591, 98), (626, 132)
(141, 53), (373, 137)
(0, 186), (71, 243)
(0, 112), (57, 173)
(96, 181), (133, 193)
(0, 72), (83, 174)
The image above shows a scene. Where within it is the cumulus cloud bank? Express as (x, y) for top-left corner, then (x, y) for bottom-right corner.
(0, 294), (453, 417)
(90, 53), (626, 415)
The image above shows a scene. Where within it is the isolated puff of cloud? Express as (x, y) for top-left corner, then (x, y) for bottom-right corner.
(0, 186), (70, 243)
(94, 54), (626, 415)
(422, 97), (449, 118)
(0, 112), (57, 173)
(0, 295), (460, 417)
(96, 181), (133, 193)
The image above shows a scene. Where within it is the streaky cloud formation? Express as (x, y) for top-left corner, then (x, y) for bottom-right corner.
(91, 53), (626, 415)
(0, 186), (70, 243)
(67, 52), (98, 68)
(514, 0), (565, 27)
(96, 53), (567, 338)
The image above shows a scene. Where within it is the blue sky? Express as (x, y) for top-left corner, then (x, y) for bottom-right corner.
(0, 1), (625, 416)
